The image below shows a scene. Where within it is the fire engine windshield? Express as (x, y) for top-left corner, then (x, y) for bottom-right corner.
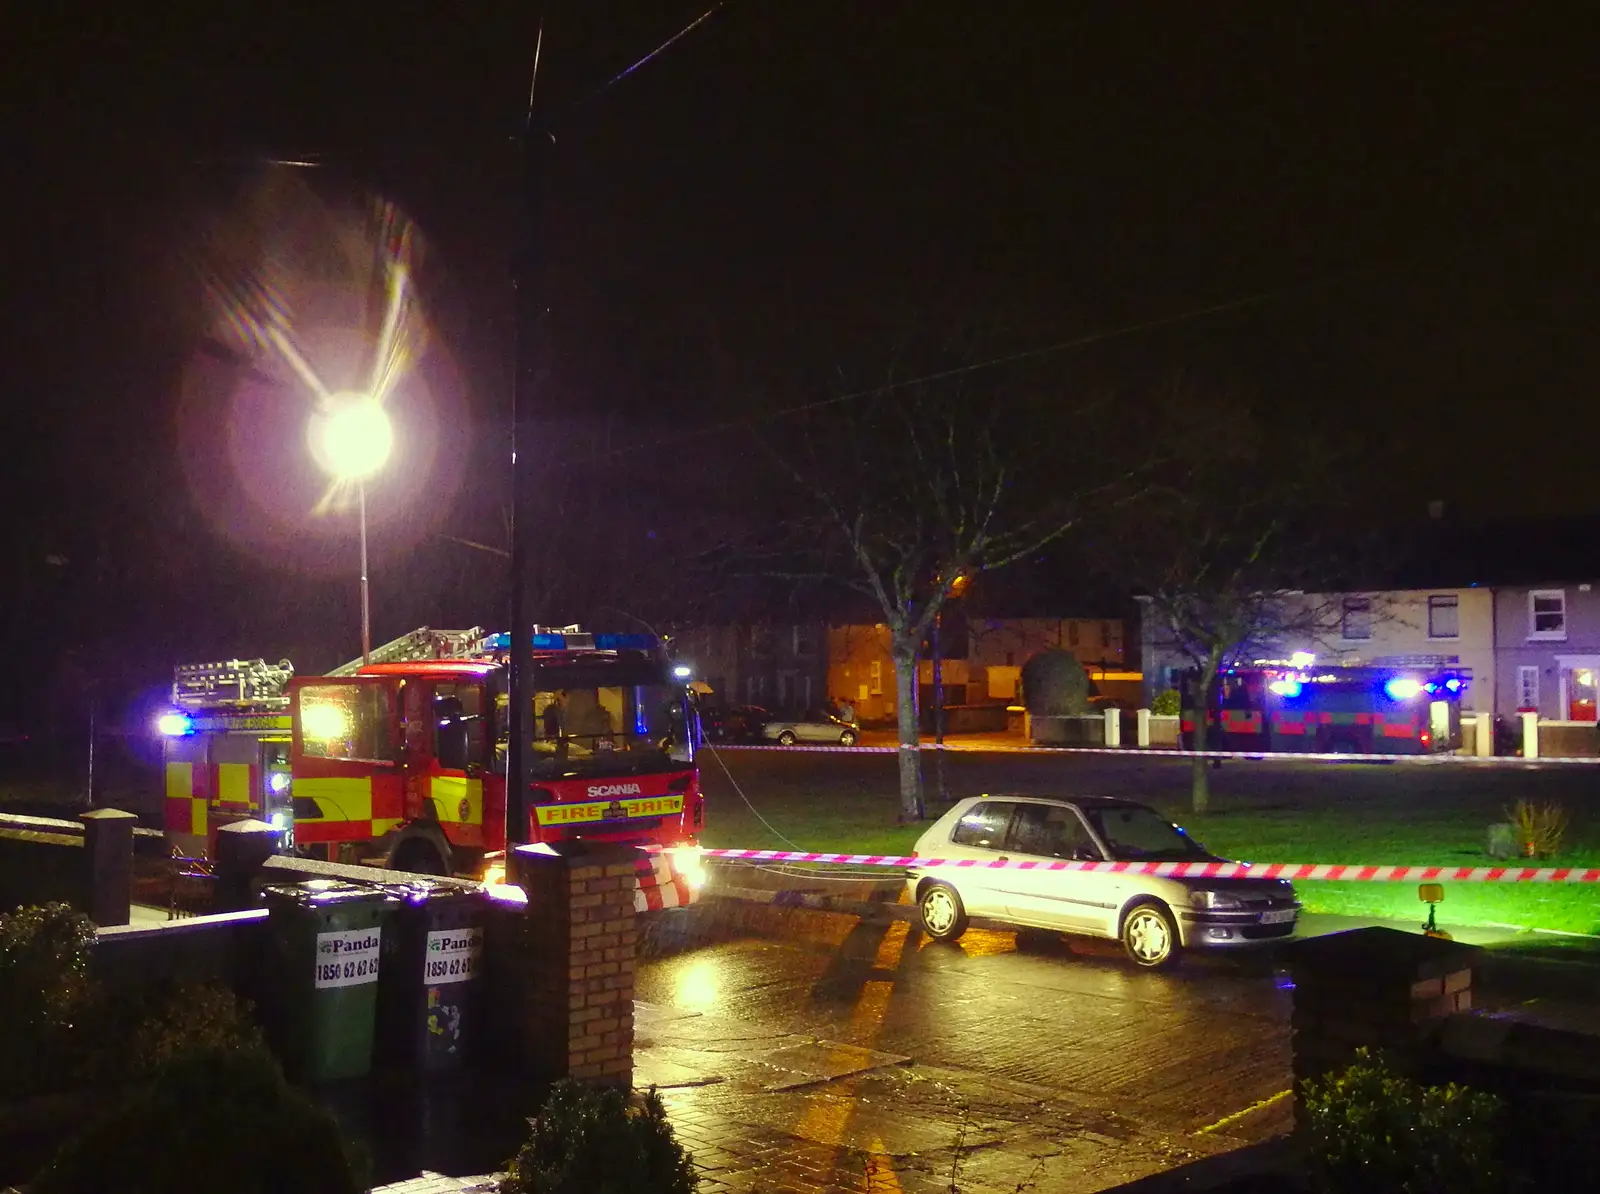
(497, 682), (690, 777)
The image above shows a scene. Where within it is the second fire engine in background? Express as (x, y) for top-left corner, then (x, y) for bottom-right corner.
(1180, 658), (1468, 755)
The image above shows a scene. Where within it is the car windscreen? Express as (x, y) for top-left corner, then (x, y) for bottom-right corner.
(1081, 805), (1210, 861)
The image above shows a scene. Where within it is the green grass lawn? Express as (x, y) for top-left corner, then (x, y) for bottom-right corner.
(699, 754), (1600, 936)
(1172, 804), (1600, 937)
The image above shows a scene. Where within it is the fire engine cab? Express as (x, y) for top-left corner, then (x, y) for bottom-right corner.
(161, 626), (704, 904)
(1180, 658), (1468, 755)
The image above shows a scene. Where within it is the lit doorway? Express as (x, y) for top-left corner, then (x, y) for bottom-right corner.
(1557, 656), (1600, 722)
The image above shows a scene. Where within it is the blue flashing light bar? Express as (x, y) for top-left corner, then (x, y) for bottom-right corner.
(481, 631), (658, 652)
(593, 633), (657, 651)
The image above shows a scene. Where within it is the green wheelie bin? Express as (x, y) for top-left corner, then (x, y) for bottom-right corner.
(377, 879), (489, 1071)
(263, 879), (397, 1082)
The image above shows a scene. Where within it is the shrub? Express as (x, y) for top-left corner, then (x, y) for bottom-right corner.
(1505, 799), (1568, 859)
(0, 903), (96, 1096)
(504, 1081), (697, 1194)
(126, 979), (267, 1078)
(29, 1048), (364, 1194)
(1151, 689), (1181, 717)
(1019, 650), (1093, 716)
(1300, 1048), (1501, 1194)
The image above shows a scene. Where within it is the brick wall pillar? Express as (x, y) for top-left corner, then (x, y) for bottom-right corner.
(213, 819), (282, 912)
(506, 842), (638, 1085)
(1290, 927), (1477, 1123)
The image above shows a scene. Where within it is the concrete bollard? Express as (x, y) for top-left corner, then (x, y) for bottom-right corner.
(1473, 711), (1492, 757)
(80, 808), (138, 927)
(1136, 708), (1152, 748)
(1104, 706), (1121, 747)
(1521, 711), (1539, 759)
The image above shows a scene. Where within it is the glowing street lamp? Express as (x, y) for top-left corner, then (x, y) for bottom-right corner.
(311, 392), (394, 663)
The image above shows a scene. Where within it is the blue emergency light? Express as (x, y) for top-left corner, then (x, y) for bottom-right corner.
(157, 712), (194, 737)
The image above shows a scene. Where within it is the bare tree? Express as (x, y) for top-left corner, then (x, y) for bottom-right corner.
(758, 377), (1133, 822)
(1111, 391), (1375, 812)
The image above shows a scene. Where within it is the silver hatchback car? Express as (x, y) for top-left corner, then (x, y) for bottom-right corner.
(907, 795), (1299, 968)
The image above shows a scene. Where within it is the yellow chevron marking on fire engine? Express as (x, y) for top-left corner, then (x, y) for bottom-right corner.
(290, 777), (372, 822)
(431, 775), (483, 825)
(217, 763), (252, 808)
(533, 794), (684, 827)
(166, 763), (192, 803)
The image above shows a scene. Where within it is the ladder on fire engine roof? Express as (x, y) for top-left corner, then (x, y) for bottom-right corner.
(172, 658), (295, 710)
(326, 626), (494, 677)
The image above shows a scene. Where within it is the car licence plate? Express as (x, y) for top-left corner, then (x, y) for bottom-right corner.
(1260, 909), (1296, 924)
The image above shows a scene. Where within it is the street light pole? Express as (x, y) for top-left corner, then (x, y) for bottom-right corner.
(359, 480), (372, 664)
(506, 25), (552, 850)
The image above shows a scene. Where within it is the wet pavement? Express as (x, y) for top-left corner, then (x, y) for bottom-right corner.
(372, 891), (1596, 1194)
(631, 908), (1297, 1193)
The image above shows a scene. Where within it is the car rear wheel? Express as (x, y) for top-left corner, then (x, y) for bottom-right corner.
(918, 882), (968, 941)
(777, 730), (798, 746)
(838, 729), (858, 746)
(1121, 901), (1180, 969)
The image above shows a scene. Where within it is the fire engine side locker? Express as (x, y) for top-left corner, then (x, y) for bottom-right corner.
(263, 880), (397, 1082)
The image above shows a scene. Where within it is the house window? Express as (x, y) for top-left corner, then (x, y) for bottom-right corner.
(869, 660), (883, 696)
(1341, 598), (1372, 640)
(1100, 622), (1112, 649)
(1529, 590), (1567, 640)
(1427, 595), (1460, 639)
(1517, 666), (1539, 712)
(793, 626), (815, 657)
(1068, 622), (1080, 647)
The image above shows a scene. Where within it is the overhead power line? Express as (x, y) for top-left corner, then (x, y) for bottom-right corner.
(557, 263), (1387, 469)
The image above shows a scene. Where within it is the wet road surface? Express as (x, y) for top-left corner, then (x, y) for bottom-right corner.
(635, 909), (1296, 1193)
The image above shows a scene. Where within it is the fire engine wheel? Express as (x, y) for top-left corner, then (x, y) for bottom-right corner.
(391, 838), (448, 876)
(777, 730), (798, 746)
(838, 729), (859, 746)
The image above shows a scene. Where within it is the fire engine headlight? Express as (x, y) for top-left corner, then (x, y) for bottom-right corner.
(672, 847), (708, 892)
(1190, 889), (1245, 911)
(157, 712), (193, 737)
(268, 772), (290, 795)
(269, 809), (291, 832)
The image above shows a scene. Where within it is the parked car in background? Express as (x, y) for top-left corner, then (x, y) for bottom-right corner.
(906, 795), (1299, 968)
(762, 708), (861, 747)
(704, 704), (771, 744)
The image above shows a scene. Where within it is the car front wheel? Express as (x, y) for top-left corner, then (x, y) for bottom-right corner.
(1121, 901), (1180, 969)
(839, 729), (858, 746)
(777, 730), (798, 746)
(918, 882), (969, 941)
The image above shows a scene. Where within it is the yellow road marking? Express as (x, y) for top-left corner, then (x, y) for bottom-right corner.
(1194, 1089), (1291, 1135)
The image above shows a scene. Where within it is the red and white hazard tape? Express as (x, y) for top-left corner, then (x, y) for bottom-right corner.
(702, 848), (1600, 883)
(633, 851), (694, 913)
(711, 743), (1600, 764)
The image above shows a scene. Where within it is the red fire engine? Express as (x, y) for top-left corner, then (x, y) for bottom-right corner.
(161, 626), (704, 906)
(1179, 658), (1468, 755)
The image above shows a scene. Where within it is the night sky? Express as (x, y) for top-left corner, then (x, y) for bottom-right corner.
(3, 3), (1597, 721)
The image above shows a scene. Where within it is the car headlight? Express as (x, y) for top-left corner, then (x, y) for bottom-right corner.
(1190, 890), (1245, 910)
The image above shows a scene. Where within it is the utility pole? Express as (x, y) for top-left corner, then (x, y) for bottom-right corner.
(931, 613), (946, 804)
(506, 21), (552, 849)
